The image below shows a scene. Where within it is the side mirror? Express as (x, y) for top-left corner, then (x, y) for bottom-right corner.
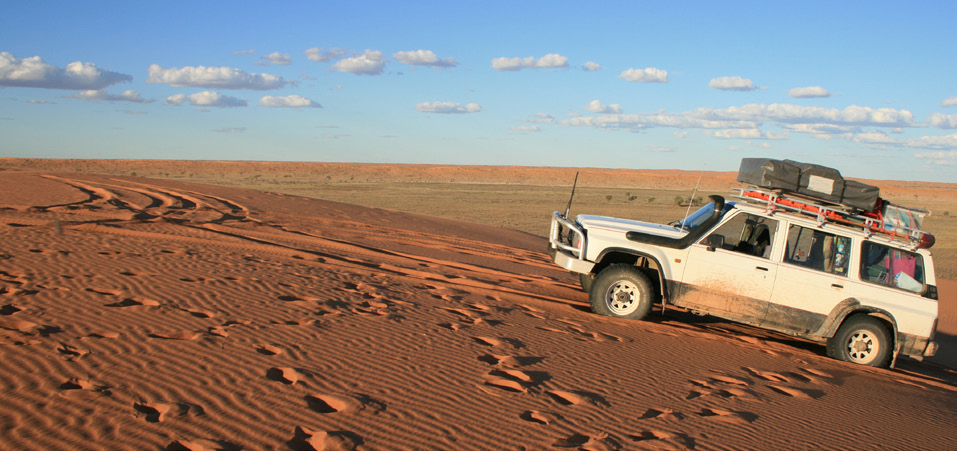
(706, 234), (724, 252)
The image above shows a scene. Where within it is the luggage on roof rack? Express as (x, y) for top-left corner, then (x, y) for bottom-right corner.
(737, 158), (880, 211)
(733, 186), (935, 249)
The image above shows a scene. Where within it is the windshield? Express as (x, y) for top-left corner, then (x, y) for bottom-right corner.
(674, 201), (732, 231)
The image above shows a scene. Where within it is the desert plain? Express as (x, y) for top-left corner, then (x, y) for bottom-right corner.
(0, 158), (955, 451)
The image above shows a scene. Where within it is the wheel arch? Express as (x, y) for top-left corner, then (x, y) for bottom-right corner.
(820, 298), (899, 347)
(594, 248), (668, 302)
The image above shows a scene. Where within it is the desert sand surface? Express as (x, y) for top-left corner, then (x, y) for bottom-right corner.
(1, 166), (956, 451)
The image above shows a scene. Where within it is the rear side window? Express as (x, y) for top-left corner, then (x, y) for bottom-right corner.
(783, 225), (850, 276)
(860, 241), (925, 293)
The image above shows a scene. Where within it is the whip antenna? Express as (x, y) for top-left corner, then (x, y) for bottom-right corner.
(679, 169), (704, 229)
(564, 171), (580, 217)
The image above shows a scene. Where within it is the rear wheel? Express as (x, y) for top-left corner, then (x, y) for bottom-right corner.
(589, 264), (654, 320)
(826, 315), (893, 367)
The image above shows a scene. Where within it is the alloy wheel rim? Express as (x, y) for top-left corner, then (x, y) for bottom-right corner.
(605, 281), (639, 315)
(846, 330), (879, 363)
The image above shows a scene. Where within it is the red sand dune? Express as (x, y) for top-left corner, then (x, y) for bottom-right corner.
(1, 168), (955, 450)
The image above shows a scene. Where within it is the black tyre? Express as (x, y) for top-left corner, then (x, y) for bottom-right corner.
(579, 273), (595, 293)
(826, 315), (893, 367)
(589, 264), (654, 320)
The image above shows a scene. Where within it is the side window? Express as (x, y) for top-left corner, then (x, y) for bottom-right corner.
(860, 241), (925, 293)
(704, 213), (777, 259)
(783, 225), (850, 277)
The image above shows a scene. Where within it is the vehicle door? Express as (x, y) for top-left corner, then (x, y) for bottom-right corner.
(763, 224), (852, 334)
(677, 211), (780, 325)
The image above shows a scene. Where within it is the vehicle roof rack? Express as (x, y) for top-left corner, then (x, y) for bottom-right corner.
(732, 186), (934, 250)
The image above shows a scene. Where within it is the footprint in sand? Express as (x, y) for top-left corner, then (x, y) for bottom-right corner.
(477, 354), (546, 368)
(166, 438), (240, 451)
(768, 385), (825, 400)
(306, 394), (360, 413)
(520, 410), (562, 425)
(709, 374), (752, 387)
(0, 318), (39, 333)
(483, 374), (527, 393)
(473, 336), (504, 347)
(278, 294), (322, 303)
(629, 430), (696, 450)
(105, 296), (160, 307)
(133, 401), (204, 423)
(183, 308), (215, 318)
(546, 390), (607, 407)
(208, 326), (228, 337)
(472, 336), (524, 349)
(86, 331), (120, 339)
(57, 343), (91, 360)
(266, 367), (301, 384)
(133, 402), (174, 423)
(695, 408), (758, 425)
(254, 344), (283, 355)
(438, 322), (463, 331)
(552, 432), (620, 450)
(638, 408), (685, 421)
(686, 386), (753, 401)
(305, 393), (385, 414)
(85, 287), (122, 296)
(289, 426), (361, 451)
(743, 367), (790, 383)
(59, 378), (111, 394)
(0, 304), (23, 315)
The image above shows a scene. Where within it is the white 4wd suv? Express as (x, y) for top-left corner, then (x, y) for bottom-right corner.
(548, 163), (939, 368)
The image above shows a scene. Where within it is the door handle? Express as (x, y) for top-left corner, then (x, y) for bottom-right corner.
(755, 266), (769, 272)
(832, 284), (844, 289)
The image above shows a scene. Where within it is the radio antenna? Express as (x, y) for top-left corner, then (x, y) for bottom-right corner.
(564, 171), (580, 217)
(679, 168), (704, 229)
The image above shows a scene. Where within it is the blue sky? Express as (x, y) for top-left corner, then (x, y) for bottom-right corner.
(2, 1), (956, 182)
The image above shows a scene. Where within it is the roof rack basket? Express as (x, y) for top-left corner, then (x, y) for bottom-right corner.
(732, 186), (934, 250)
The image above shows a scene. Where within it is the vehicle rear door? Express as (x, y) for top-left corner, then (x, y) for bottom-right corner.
(763, 224), (852, 334)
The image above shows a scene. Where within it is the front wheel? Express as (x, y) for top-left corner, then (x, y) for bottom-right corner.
(589, 264), (654, 320)
(826, 315), (893, 367)
(579, 273), (595, 293)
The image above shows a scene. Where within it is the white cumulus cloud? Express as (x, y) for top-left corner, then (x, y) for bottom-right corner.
(66, 89), (149, 103)
(393, 50), (457, 68)
(928, 113), (957, 129)
(619, 67), (668, 83)
(0, 52), (132, 90)
(582, 61), (602, 72)
(147, 65), (288, 90)
(416, 102), (482, 114)
(585, 100), (622, 114)
(255, 52), (291, 66)
(491, 53), (569, 71)
(709, 76), (760, 91)
(165, 91), (246, 108)
(333, 50), (386, 75)
(259, 95), (321, 108)
(941, 97), (957, 107)
(788, 86), (831, 98)
(305, 47), (346, 63)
